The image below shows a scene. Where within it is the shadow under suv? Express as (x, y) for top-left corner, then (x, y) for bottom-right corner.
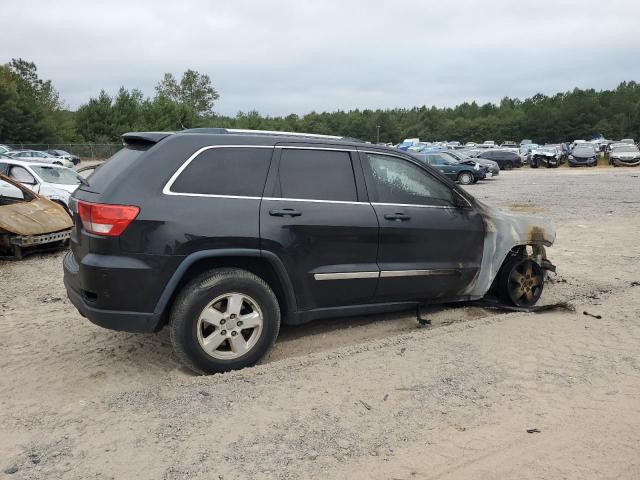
(64, 129), (556, 374)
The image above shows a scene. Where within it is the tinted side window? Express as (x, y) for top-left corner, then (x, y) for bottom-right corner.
(84, 146), (148, 192)
(171, 147), (272, 197)
(277, 149), (357, 202)
(365, 154), (455, 207)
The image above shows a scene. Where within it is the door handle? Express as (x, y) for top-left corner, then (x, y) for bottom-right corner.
(269, 208), (302, 217)
(384, 212), (411, 221)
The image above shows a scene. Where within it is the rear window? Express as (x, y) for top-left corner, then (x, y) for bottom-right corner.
(83, 146), (148, 192)
(170, 147), (272, 197)
(276, 149), (357, 202)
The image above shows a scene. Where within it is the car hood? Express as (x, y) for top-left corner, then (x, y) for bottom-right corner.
(534, 151), (556, 157)
(0, 197), (72, 236)
(464, 201), (556, 297)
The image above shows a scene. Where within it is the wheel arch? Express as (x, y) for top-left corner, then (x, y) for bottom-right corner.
(152, 249), (297, 327)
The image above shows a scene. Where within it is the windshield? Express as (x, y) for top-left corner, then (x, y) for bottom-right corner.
(31, 165), (83, 185)
(574, 146), (595, 154)
(615, 145), (639, 153)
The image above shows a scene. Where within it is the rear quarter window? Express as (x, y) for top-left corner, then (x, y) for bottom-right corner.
(83, 146), (149, 192)
(170, 147), (273, 197)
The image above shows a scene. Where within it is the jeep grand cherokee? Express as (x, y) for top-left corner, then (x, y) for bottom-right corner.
(64, 129), (556, 374)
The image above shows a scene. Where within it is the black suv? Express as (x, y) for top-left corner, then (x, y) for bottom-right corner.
(64, 129), (556, 374)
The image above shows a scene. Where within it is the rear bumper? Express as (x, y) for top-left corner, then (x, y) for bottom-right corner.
(62, 250), (171, 333)
(64, 279), (160, 332)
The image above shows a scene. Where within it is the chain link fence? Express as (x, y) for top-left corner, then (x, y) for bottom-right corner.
(4, 143), (122, 161)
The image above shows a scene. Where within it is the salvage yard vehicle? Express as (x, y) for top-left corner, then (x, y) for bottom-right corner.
(63, 129), (556, 374)
(440, 150), (500, 176)
(7, 150), (74, 168)
(568, 143), (598, 167)
(415, 152), (488, 185)
(477, 149), (523, 170)
(0, 160), (84, 214)
(46, 149), (81, 165)
(0, 175), (72, 259)
(530, 146), (560, 168)
(609, 144), (640, 167)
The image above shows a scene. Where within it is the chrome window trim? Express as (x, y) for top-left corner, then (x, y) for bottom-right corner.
(263, 197), (368, 206)
(313, 271), (379, 281)
(163, 144), (359, 199)
(162, 145), (274, 197)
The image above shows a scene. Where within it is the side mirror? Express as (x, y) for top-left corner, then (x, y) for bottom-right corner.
(453, 191), (472, 209)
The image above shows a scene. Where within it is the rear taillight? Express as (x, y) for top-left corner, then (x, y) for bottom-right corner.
(77, 201), (140, 237)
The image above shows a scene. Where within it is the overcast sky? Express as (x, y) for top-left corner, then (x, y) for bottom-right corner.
(2, 0), (639, 116)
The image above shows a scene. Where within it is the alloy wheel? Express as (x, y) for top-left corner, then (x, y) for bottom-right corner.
(196, 293), (263, 360)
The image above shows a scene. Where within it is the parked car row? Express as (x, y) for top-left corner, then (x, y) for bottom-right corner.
(0, 146), (80, 168)
(393, 137), (640, 169)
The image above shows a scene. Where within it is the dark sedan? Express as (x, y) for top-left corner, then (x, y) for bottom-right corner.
(477, 150), (522, 170)
(441, 150), (499, 176)
(568, 144), (598, 167)
(412, 152), (488, 185)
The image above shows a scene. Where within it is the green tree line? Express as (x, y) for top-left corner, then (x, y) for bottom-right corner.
(1, 58), (639, 145)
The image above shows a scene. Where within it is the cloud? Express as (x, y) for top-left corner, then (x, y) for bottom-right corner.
(2, 0), (639, 115)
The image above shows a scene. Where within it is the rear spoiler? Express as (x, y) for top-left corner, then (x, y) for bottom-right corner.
(121, 132), (173, 147)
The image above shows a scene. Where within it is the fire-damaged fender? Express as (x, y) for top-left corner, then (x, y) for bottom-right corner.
(463, 200), (556, 297)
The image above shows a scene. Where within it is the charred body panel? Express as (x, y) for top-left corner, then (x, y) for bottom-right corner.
(464, 200), (555, 298)
(0, 174), (72, 258)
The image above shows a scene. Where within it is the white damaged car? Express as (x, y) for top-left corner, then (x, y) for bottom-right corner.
(0, 159), (85, 214)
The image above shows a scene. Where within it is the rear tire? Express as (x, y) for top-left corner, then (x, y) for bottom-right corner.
(169, 268), (280, 374)
(457, 171), (474, 185)
(503, 161), (513, 170)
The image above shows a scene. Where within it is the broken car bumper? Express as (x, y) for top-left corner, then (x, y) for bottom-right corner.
(10, 229), (71, 247)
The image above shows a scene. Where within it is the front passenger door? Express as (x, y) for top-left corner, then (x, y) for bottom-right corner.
(361, 152), (485, 303)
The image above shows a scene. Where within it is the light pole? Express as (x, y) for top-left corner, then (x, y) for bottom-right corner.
(376, 125), (381, 144)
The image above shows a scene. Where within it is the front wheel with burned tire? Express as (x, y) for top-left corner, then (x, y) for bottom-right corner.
(494, 255), (545, 307)
(169, 268), (281, 374)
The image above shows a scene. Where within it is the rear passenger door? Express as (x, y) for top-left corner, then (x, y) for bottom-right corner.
(260, 145), (379, 311)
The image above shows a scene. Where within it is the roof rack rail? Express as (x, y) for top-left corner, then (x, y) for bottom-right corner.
(180, 127), (343, 140)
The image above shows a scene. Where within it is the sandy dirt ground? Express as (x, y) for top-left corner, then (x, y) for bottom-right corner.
(1, 167), (640, 479)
